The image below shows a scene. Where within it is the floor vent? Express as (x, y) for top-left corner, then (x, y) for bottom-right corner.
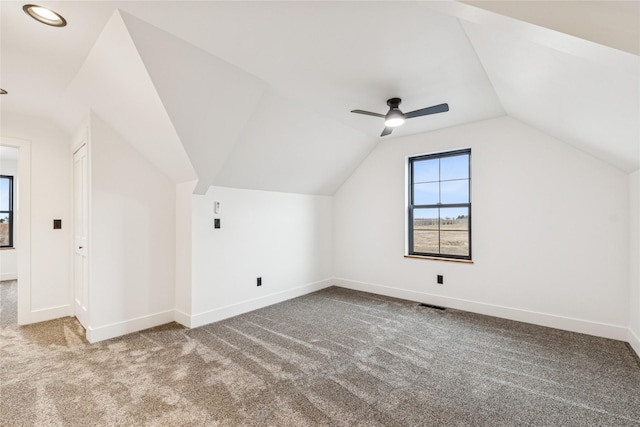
(419, 303), (446, 311)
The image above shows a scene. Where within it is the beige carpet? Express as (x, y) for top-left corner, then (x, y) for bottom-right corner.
(1, 280), (639, 426)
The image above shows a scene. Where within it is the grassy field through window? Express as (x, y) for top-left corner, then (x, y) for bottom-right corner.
(413, 218), (468, 256)
(0, 220), (10, 246)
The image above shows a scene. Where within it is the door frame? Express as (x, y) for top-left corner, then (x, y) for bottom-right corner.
(0, 137), (32, 325)
(72, 140), (89, 328)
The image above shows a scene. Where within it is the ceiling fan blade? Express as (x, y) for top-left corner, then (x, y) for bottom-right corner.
(351, 109), (385, 118)
(381, 127), (393, 137)
(405, 103), (449, 119)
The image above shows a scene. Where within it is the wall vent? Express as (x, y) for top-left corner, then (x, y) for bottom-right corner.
(419, 303), (446, 311)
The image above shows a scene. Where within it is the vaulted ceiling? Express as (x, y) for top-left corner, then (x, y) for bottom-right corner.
(1, 1), (638, 195)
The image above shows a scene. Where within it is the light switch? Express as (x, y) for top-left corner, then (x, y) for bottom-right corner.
(214, 201), (221, 214)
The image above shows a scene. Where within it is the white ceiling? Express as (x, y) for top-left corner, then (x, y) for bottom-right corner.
(1, 1), (638, 195)
(462, 1), (640, 55)
(65, 10), (196, 184)
(464, 20), (639, 172)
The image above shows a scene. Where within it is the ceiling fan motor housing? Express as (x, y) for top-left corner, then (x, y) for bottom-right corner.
(387, 98), (402, 109)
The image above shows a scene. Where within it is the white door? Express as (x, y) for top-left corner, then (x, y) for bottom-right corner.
(73, 144), (89, 328)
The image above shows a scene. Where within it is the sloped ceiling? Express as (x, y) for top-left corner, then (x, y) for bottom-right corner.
(65, 11), (196, 183)
(120, 11), (267, 195)
(461, 1), (640, 55)
(116, 1), (504, 136)
(214, 88), (375, 195)
(427, 1), (640, 172)
(1, 1), (638, 195)
(463, 21), (639, 171)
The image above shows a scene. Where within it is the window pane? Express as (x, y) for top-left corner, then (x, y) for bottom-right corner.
(439, 207), (469, 230)
(0, 214), (10, 246)
(413, 158), (439, 183)
(413, 208), (439, 254)
(413, 182), (439, 205)
(414, 208), (439, 227)
(440, 179), (469, 204)
(440, 154), (469, 181)
(414, 230), (439, 254)
(440, 231), (469, 256)
(440, 207), (469, 256)
(0, 178), (10, 211)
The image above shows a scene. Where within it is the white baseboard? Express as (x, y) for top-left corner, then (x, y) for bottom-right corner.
(174, 309), (192, 328)
(19, 304), (73, 325)
(335, 278), (629, 342)
(629, 328), (640, 358)
(188, 278), (334, 329)
(0, 272), (18, 281)
(86, 310), (175, 343)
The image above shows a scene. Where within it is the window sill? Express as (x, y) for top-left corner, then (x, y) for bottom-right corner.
(0, 247), (15, 251)
(404, 255), (473, 264)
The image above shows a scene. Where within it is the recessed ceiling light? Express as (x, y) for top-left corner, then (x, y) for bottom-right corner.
(23, 4), (67, 27)
(0, 89), (7, 95)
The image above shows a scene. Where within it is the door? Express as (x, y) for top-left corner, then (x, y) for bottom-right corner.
(73, 144), (89, 328)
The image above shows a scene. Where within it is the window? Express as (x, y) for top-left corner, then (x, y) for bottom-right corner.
(0, 175), (13, 248)
(408, 149), (470, 260)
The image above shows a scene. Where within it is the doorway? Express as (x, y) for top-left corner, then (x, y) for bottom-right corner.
(0, 147), (18, 325)
(0, 138), (31, 325)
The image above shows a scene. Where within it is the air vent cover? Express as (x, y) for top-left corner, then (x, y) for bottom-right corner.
(419, 303), (446, 311)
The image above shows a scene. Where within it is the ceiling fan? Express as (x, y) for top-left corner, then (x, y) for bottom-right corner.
(351, 98), (449, 136)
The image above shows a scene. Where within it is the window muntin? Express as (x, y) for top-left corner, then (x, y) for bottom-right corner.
(0, 175), (13, 248)
(409, 150), (470, 260)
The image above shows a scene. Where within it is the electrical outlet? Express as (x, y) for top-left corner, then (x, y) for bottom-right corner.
(437, 275), (444, 284)
(257, 277), (262, 287)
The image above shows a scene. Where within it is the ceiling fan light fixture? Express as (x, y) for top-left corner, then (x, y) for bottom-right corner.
(23, 4), (67, 27)
(385, 109), (405, 127)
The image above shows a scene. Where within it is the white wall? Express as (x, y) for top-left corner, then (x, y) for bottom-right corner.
(629, 171), (640, 355)
(175, 180), (196, 325)
(1, 113), (71, 322)
(188, 186), (333, 327)
(0, 156), (18, 280)
(334, 116), (630, 340)
(88, 112), (176, 342)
